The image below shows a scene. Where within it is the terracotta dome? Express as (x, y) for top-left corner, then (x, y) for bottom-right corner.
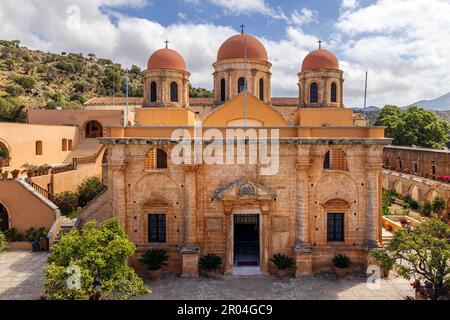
(217, 34), (268, 61)
(301, 49), (339, 72)
(147, 48), (186, 71)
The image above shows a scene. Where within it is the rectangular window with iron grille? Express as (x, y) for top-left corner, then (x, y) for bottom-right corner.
(327, 213), (344, 242)
(148, 214), (166, 243)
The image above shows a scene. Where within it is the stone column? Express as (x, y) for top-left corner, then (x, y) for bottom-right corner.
(224, 204), (233, 275)
(365, 165), (380, 247)
(294, 146), (313, 276)
(260, 201), (270, 276)
(110, 161), (127, 230)
(180, 164), (200, 278)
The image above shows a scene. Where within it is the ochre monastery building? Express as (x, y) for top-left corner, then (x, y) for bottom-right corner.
(99, 32), (390, 277)
(0, 31), (397, 277)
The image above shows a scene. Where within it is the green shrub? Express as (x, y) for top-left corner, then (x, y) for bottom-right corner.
(3, 228), (24, 242)
(5, 84), (24, 97)
(139, 248), (169, 271)
(57, 191), (78, 216)
(0, 232), (6, 252)
(370, 249), (395, 270)
(76, 176), (106, 207)
(432, 196), (446, 215)
(422, 201), (433, 217)
(332, 254), (351, 269)
(0, 148), (9, 158)
(271, 253), (295, 270)
(25, 227), (48, 242)
(199, 254), (222, 271)
(14, 75), (37, 90)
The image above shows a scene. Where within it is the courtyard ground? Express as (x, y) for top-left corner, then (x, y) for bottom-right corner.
(0, 250), (414, 300)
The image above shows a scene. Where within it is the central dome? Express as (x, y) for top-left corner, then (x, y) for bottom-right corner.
(147, 48), (186, 71)
(217, 34), (268, 62)
(301, 49), (339, 72)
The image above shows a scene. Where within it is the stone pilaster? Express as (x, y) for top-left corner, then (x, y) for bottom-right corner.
(365, 164), (381, 247)
(110, 161), (127, 230)
(224, 204), (233, 275)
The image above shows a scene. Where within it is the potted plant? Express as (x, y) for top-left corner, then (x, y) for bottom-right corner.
(1, 170), (8, 180)
(270, 253), (294, 279)
(10, 169), (19, 179)
(369, 249), (395, 278)
(332, 254), (351, 279)
(399, 217), (408, 228)
(199, 253), (222, 279)
(139, 248), (169, 280)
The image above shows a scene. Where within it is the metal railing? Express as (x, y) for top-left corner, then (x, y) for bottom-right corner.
(29, 181), (65, 208)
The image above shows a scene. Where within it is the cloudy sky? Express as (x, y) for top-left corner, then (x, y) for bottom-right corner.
(0, 0), (449, 107)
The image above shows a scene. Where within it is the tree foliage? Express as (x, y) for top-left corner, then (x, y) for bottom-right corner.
(76, 176), (106, 207)
(44, 218), (149, 300)
(382, 218), (450, 300)
(189, 85), (213, 98)
(375, 105), (449, 149)
(0, 97), (26, 122)
(0, 232), (6, 252)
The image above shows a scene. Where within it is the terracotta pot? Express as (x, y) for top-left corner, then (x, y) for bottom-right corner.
(1, 172), (8, 180)
(148, 268), (161, 281)
(276, 268), (288, 279)
(382, 268), (390, 278)
(11, 172), (19, 179)
(206, 269), (216, 279)
(27, 172), (33, 178)
(334, 266), (349, 279)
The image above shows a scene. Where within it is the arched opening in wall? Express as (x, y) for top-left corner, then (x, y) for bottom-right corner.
(220, 78), (226, 102)
(0, 141), (10, 168)
(85, 120), (103, 138)
(426, 189), (439, 202)
(101, 149), (108, 184)
(0, 203), (9, 232)
(323, 148), (348, 171)
(170, 82), (178, 102)
(331, 82), (337, 103)
(259, 78), (264, 101)
(393, 180), (402, 195)
(150, 82), (157, 102)
(310, 83), (318, 103)
(409, 185), (420, 201)
(145, 148), (168, 170)
(238, 77), (246, 94)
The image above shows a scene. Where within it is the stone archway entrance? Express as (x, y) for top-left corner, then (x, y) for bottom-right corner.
(85, 120), (103, 138)
(0, 203), (9, 232)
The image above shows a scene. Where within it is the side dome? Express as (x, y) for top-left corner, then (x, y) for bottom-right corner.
(301, 49), (339, 72)
(217, 34), (268, 61)
(147, 48), (186, 71)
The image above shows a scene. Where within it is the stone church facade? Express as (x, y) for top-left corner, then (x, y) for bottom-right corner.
(101, 32), (390, 277)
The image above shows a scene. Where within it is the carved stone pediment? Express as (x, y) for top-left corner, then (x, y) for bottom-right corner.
(213, 177), (276, 202)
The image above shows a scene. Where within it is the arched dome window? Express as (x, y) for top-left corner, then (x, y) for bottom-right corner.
(220, 78), (226, 102)
(331, 82), (337, 103)
(310, 83), (318, 103)
(150, 82), (157, 102)
(170, 82), (178, 102)
(238, 77), (246, 94)
(259, 78), (264, 101)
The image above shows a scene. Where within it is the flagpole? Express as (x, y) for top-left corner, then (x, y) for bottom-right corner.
(242, 25), (247, 128)
(363, 70), (368, 126)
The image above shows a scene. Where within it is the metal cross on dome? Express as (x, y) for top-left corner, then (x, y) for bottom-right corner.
(318, 39), (322, 49)
(165, 40), (169, 48)
(240, 24), (245, 34)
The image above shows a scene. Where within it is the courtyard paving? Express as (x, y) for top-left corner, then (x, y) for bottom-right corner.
(0, 250), (414, 300)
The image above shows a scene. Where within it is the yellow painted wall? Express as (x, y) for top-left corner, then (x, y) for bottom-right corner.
(0, 122), (79, 171)
(203, 93), (288, 127)
(0, 180), (56, 233)
(135, 108), (195, 126)
(295, 108), (354, 126)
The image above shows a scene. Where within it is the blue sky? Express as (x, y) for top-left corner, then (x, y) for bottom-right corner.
(1, 0), (450, 107)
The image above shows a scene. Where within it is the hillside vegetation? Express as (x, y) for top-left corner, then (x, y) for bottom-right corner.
(0, 40), (212, 122)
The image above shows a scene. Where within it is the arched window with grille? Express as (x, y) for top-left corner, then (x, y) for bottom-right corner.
(145, 148), (168, 170)
(150, 82), (157, 102)
(259, 78), (264, 101)
(170, 82), (178, 102)
(323, 148), (348, 171)
(238, 77), (246, 94)
(310, 82), (318, 103)
(331, 82), (337, 103)
(220, 78), (226, 102)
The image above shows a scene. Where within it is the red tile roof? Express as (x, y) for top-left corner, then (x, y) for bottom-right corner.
(271, 98), (299, 106)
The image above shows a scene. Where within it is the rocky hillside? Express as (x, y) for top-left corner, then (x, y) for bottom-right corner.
(0, 40), (212, 122)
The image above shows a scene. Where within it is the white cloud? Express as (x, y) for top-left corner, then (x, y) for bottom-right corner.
(0, 0), (449, 108)
(290, 8), (318, 26)
(340, 0), (358, 10)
